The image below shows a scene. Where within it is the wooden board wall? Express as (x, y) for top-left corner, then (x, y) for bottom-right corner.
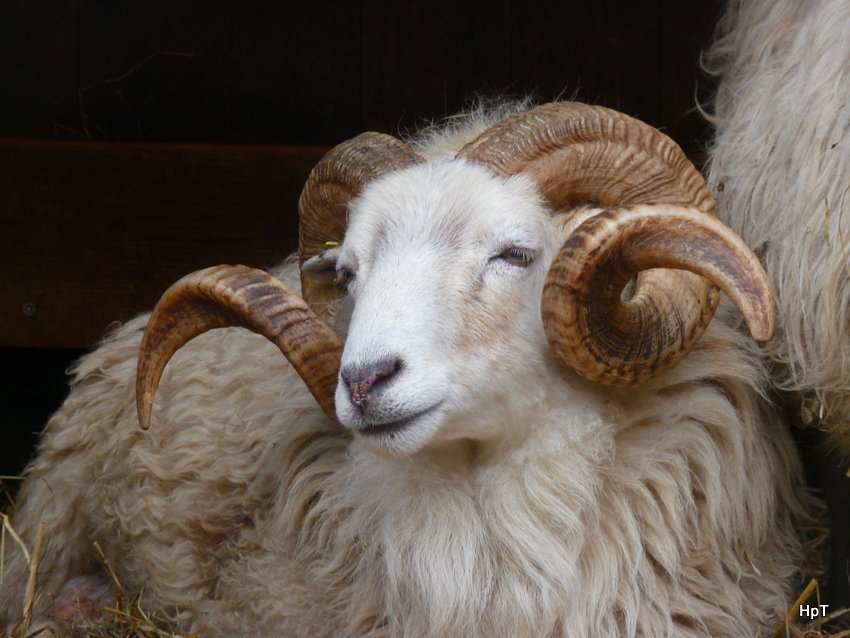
(0, 0), (721, 349)
(0, 1), (720, 152)
(0, 141), (327, 348)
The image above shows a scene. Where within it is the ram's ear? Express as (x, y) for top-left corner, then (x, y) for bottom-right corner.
(301, 247), (341, 284)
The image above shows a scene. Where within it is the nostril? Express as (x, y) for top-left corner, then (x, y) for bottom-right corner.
(342, 357), (403, 406)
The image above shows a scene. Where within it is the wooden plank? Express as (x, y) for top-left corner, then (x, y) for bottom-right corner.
(0, 0), (79, 138)
(2, 1), (362, 144)
(228, 1), (362, 144)
(76, 0), (231, 141)
(0, 140), (329, 348)
(511, 0), (664, 127)
(659, 0), (724, 156)
(361, 0), (512, 134)
(511, 0), (718, 154)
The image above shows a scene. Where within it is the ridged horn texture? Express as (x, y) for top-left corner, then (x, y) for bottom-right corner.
(542, 204), (775, 384)
(460, 102), (742, 384)
(136, 264), (343, 429)
(298, 132), (424, 322)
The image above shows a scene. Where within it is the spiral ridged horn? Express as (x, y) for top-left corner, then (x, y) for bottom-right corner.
(542, 205), (774, 383)
(136, 265), (342, 428)
(460, 102), (773, 383)
(299, 132), (424, 322)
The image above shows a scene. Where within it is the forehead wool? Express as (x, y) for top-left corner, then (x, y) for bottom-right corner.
(346, 160), (545, 252)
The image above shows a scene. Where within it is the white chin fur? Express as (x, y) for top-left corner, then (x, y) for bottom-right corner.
(347, 407), (445, 455)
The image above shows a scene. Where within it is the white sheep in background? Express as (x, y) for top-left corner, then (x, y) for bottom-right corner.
(705, 0), (850, 447)
(1, 101), (810, 637)
(704, 0), (850, 604)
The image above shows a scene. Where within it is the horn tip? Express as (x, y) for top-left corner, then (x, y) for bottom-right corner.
(136, 387), (153, 430)
(751, 321), (775, 345)
(137, 409), (152, 430)
(749, 288), (777, 344)
(135, 356), (155, 430)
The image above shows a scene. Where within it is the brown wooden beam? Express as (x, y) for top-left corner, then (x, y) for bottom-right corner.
(0, 140), (328, 348)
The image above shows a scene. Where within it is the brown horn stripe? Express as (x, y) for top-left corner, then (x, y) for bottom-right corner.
(460, 102), (723, 383)
(298, 132), (424, 323)
(542, 204), (775, 384)
(136, 265), (342, 429)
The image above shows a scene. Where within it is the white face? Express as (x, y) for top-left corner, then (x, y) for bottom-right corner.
(331, 160), (562, 455)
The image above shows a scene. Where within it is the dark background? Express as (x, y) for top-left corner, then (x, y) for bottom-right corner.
(0, 1), (719, 147)
(0, 1), (723, 481)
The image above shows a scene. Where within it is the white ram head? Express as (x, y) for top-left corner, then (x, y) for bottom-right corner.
(135, 102), (775, 455)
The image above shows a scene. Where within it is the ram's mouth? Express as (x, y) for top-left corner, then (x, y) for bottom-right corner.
(355, 406), (439, 438)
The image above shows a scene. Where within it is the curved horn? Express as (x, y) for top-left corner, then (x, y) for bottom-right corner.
(459, 102), (728, 383)
(299, 132), (424, 322)
(459, 102), (712, 212)
(543, 205), (775, 384)
(136, 265), (342, 429)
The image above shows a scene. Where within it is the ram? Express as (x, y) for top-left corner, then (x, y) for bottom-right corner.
(2, 102), (808, 637)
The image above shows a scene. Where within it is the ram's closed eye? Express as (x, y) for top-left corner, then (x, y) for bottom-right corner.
(495, 246), (535, 266)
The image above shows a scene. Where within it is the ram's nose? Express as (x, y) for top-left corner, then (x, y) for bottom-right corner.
(341, 357), (403, 407)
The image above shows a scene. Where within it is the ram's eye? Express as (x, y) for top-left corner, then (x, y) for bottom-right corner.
(497, 246), (535, 266)
(334, 267), (355, 289)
